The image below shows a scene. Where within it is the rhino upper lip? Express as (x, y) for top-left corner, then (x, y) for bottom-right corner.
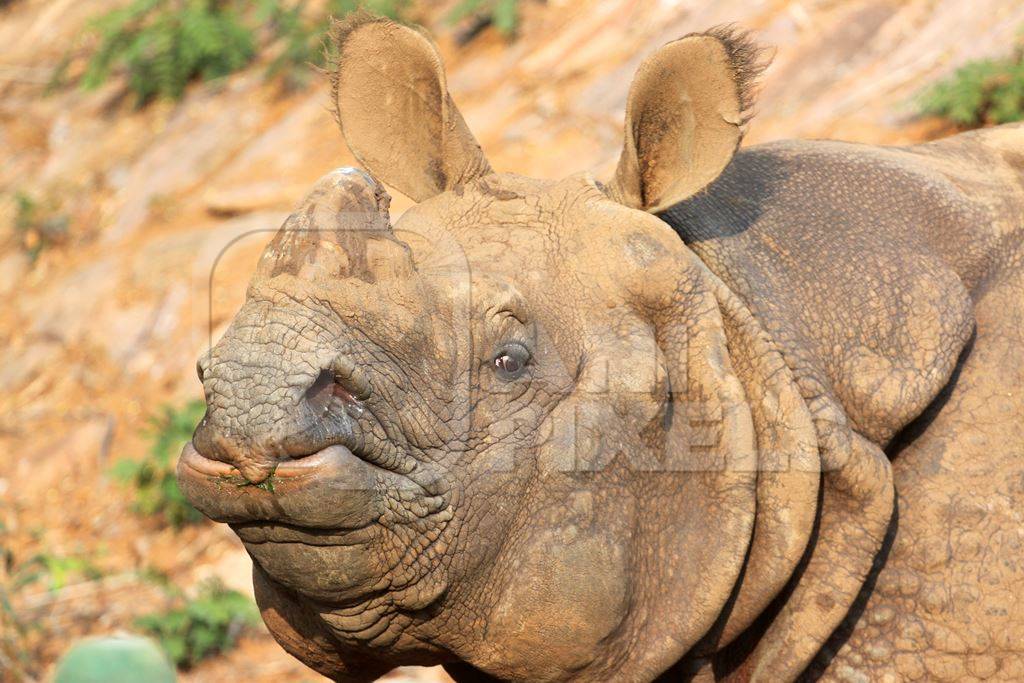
(179, 442), (356, 479)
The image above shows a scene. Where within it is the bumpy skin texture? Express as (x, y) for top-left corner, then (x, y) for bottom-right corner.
(177, 15), (1024, 683)
(661, 127), (1024, 680)
(804, 131), (1024, 682)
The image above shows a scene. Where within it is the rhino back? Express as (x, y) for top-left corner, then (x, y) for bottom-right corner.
(663, 131), (1024, 294)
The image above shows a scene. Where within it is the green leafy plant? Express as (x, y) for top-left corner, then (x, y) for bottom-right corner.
(11, 553), (102, 593)
(261, 0), (412, 89)
(12, 191), (69, 262)
(0, 588), (32, 679)
(1, 543), (36, 678)
(82, 0), (257, 106)
(446, 0), (521, 38)
(0, 545), (103, 678)
(113, 399), (206, 529)
(135, 579), (260, 669)
(919, 44), (1024, 127)
(259, 0), (321, 88)
(75, 0), (414, 103)
(0, 593), (34, 675)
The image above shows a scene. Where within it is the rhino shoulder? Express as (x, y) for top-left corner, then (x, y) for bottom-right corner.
(659, 136), (987, 445)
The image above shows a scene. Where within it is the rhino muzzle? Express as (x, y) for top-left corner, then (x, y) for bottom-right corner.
(191, 353), (370, 483)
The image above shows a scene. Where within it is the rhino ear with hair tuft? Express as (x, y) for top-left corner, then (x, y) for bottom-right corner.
(608, 26), (770, 213)
(330, 12), (493, 203)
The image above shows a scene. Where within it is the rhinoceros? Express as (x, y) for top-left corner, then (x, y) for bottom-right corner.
(177, 14), (1024, 682)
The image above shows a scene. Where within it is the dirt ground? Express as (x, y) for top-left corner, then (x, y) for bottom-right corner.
(2, 0), (1022, 680)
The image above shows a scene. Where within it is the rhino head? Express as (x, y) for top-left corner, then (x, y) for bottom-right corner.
(178, 16), (876, 682)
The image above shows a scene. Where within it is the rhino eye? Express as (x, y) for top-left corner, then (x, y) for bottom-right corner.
(492, 342), (530, 381)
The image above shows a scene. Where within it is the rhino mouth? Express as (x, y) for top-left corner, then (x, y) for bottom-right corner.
(177, 354), (444, 600)
(179, 439), (421, 601)
(183, 350), (419, 502)
(178, 441), (400, 529)
(182, 360), (413, 516)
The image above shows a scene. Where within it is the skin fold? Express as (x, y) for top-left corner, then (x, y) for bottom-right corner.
(176, 13), (1024, 682)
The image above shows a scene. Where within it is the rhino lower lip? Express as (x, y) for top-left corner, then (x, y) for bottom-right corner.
(231, 520), (375, 545)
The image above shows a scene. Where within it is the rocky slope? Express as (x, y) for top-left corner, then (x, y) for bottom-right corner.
(2, 0), (1022, 680)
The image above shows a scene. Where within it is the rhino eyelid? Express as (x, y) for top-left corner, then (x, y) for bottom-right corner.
(495, 340), (531, 356)
(505, 310), (528, 325)
(485, 295), (528, 323)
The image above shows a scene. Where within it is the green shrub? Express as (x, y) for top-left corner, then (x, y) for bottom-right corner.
(10, 552), (102, 593)
(1, 542), (36, 678)
(0, 594), (32, 678)
(919, 47), (1024, 127)
(12, 191), (69, 262)
(0, 583), (34, 678)
(135, 579), (260, 669)
(82, 0), (257, 106)
(260, 0), (322, 88)
(262, 0), (412, 89)
(446, 0), (521, 37)
(77, 0), (414, 103)
(1, 546), (103, 678)
(71, 0), (537, 104)
(113, 399), (206, 529)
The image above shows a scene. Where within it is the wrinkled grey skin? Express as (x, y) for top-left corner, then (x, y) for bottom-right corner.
(178, 17), (1024, 683)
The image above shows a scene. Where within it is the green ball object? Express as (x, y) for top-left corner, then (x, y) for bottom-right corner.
(53, 635), (176, 683)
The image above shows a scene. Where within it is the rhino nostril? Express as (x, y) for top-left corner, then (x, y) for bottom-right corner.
(305, 369), (336, 416)
(303, 366), (366, 420)
(196, 355), (210, 383)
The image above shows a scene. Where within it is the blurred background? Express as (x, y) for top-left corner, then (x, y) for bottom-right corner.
(2, 0), (1024, 680)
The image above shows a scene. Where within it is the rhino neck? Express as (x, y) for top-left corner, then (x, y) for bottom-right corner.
(659, 269), (893, 680)
(659, 140), (975, 449)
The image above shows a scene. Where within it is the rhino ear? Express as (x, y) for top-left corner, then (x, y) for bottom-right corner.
(331, 14), (493, 202)
(609, 27), (767, 213)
